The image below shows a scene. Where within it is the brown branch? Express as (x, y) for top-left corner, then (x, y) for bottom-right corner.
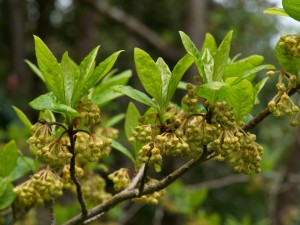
(68, 126), (88, 219)
(243, 84), (300, 131)
(85, 0), (181, 61)
(62, 151), (216, 225)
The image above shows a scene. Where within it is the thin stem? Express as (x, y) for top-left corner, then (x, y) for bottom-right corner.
(50, 197), (56, 225)
(68, 125), (88, 219)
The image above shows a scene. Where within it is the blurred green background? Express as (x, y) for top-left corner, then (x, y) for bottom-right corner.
(1, 0), (300, 225)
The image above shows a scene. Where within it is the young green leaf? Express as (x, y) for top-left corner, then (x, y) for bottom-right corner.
(24, 60), (45, 82)
(72, 50), (123, 106)
(93, 70), (132, 96)
(34, 36), (65, 103)
(230, 64), (275, 85)
(0, 140), (18, 177)
(197, 82), (229, 103)
(200, 33), (218, 58)
(263, 7), (289, 17)
(0, 177), (9, 197)
(12, 106), (32, 131)
(92, 90), (123, 107)
(225, 78), (254, 120)
(61, 52), (77, 106)
(112, 85), (159, 110)
(125, 102), (141, 140)
(10, 156), (37, 181)
(202, 49), (214, 83)
(29, 92), (80, 118)
(156, 57), (172, 106)
(179, 31), (205, 81)
(134, 48), (163, 108)
(166, 54), (194, 104)
(72, 46), (100, 105)
(224, 55), (264, 80)
(254, 77), (269, 104)
(213, 30), (233, 81)
(0, 183), (15, 210)
(111, 140), (135, 164)
(102, 114), (125, 128)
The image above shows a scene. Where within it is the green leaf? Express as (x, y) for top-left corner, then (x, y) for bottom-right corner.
(202, 49), (214, 82)
(73, 50), (122, 106)
(197, 82), (229, 102)
(230, 64), (275, 85)
(0, 183), (16, 210)
(102, 114), (125, 128)
(12, 106), (32, 131)
(0, 177), (9, 197)
(213, 30), (233, 81)
(111, 140), (135, 164)
(34, 35), (65, 103)
(92, 89), (124, 107)
(167, 54), (194, 104)
(283, 0), (300, 21)
(179, 31), (205, 81)
(112, 85), (159, 110)
(61, 52), (77, 106)
(134, 48), (163, 108)
(224, 55), (264, 80)
(93, 70), (132, 96)
(72, 46), (99, 104)
(254, 77), (269, 104)
(25, 60), (45, 82)
(263, 7), (289, 17)
(29, 92), (80, 118)
(10, 156), (37, 181)
(125, 102), (140, 140)
(156, 57), (172, 106)
(39, 110), (56, 123)
(0, 141), (18, 177)
(200, 33), (218, 58)
(225, 78), (254, 120)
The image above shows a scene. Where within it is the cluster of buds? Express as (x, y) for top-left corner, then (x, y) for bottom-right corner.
(137, 143), (163, 166)
(268, 72), (300, 125)
(184, 115), (219, 148)
(277, 35), (300, 59)
(182, 83), (200, 113)
(232, 131), (263, 174)
(204, 100), (263, 174)
(81, 174), (111, 204)
(156, 132), (190, 158)
(108, 168), (131, 191)
(211, 100), (236, 128)
(14, 169), (63, 207)
(133, 179), (165, 204)
(76, 99), (101, 127)
(62, 165), (84, 190)
(36, 140), (72, 168)
(75, 132), (112, 163)
(28, 120), (53, 149)
(208, 127), (263, 174)
(29, 120), (72, 168)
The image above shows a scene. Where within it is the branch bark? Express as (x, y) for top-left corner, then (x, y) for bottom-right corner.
(62, 150), (216, 225)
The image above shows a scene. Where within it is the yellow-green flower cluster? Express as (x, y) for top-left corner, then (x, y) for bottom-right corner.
(75, 132), (112, 163)
(76, 99), (101, 127)
(14, 169), (63, 207)
(108, 168), (131, 191)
